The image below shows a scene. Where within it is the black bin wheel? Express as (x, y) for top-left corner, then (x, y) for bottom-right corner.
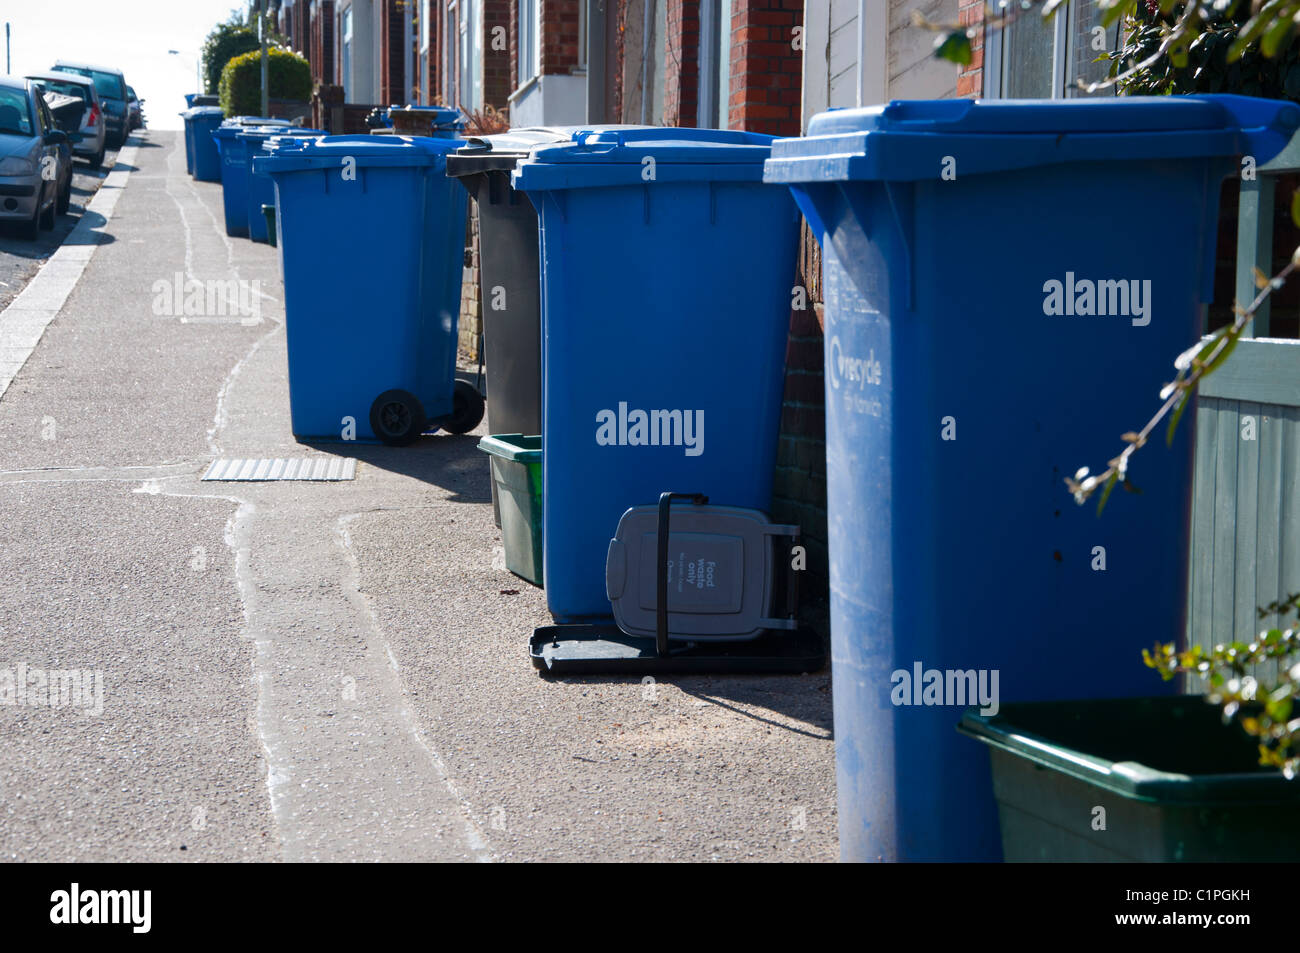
(440, 379), (486, 435)
(370, 389), (428, 446)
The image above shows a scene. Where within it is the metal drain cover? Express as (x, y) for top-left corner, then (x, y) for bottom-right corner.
(202, 457), (357, 481)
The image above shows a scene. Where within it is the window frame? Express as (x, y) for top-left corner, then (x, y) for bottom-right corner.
(985, 0), (1119, 100)
(517, 0), (540, 88)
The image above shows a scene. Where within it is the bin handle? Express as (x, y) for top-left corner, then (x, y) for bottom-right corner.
(655, 492), (708, 656)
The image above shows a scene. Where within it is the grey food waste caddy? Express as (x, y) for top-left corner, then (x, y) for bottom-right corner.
(446, 129), (574, 526)
(605, 503), (801, 641)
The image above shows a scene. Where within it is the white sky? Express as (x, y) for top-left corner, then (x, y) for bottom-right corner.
(3, 1), (252, 129)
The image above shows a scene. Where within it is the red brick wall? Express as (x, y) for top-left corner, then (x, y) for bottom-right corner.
(426, 1), (442, 103)
(310, 0), (336, 87)
(664, 0), (701, 127)
(957, 0), (984, 98)
(379, 0), (407, 105)
(540, 0), (582, 74)
(484, 0), (513, 109)
(728, 0), (803, 136)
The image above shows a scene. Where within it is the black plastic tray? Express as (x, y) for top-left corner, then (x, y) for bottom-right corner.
(529, 624), (825, 676)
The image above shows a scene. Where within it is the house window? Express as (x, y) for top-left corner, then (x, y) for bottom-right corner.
(988, 0), (1119, 99)
(341, 5), (353, 99)
(577, 0), (588, 71)
(459, 0), (482, 111)
(518, 0), (540, 85)
(695, 0), (733, 128)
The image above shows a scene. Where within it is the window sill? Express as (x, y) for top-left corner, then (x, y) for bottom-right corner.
(508, 75), (540, 103)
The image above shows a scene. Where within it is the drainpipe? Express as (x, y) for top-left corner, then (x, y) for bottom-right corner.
(640, 0), (652, 125)
(587, 0), (606, 124)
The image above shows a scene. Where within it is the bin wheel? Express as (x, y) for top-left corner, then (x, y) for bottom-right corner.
(370, 390), (428, 446)
(440, 379), (486, 435)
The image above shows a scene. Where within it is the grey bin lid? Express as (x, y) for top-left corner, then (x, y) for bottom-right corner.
(446, 126), (620, 175)
(605, 504), (800, 642)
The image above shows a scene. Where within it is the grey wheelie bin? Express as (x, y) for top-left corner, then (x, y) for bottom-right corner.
(446, 129), (574, 525)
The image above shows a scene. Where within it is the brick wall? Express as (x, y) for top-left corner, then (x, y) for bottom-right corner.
(310, 0), (336, 87)
(295, 2), (311, 56)
(728, 0), (803, 135)
(380, 0), (407, 104)
(458, 206), (483, 359)
(664, 0), (701, 127)
(540, 0), (583, 74)
(773, 220), (827, 608)
(719, 0), (828, 606)
(956, 0), (984, 97)
(425, 1), (442, 103)
(484, 0), (513, 109)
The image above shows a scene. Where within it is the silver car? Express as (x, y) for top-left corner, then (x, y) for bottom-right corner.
(27, 70), (108, 168)
(52, 61), (128, 149)
(0, 78), (71, 240)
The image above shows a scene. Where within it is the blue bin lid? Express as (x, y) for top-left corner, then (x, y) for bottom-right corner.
(213, 124), (250, 141)
(238, 126), (325, 143)
(764, 95), (1300, 183)
(182, 105), (225, 120)
(254, 133), (460, 175)
(512, 126), (778, 191)
(225, 115), (292, 126)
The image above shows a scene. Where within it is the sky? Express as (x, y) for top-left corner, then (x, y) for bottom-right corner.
(2, 0), (252, 129)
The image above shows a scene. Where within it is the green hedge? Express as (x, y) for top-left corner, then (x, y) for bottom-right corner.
(219, 48), (311, 117)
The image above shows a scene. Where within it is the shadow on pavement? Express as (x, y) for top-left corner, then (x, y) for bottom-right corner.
(303, 433), (491, 506)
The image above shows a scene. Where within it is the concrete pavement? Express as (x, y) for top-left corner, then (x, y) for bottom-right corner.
(0, 129), (836, 862)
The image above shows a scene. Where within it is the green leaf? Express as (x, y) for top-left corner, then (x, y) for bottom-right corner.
(1096, 469), (1120, 516)
(1166, 391), (1191, 446)
(1261, 14), (1295, 58)
(1229, 0), (1287, 60)
(1267, 698), (1294, 725)
(933, 30), (972, 66)
(1200, 329), (1241, 376)
(1101, 0), (1138, 29)
(1291, 189), (1300, 228)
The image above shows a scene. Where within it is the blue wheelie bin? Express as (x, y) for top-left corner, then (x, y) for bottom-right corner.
(213, 118), (291, 236)
(187, 106), (226, 182)
(763, 95), (1300, 862)
(513, 128), (800, 621)
(242, 127), (325, 243)
(180, 111), (195, 175)
(256, 134), (481, 444)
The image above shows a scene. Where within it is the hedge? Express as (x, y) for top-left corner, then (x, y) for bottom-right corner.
(219, 48), (312, 118)
(202, 24), (261, 96)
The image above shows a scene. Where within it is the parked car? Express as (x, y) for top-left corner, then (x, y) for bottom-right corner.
(51, 60), (128, 149)
(0, 78), (71, 240)
(26, 70), (107, 168)
(126, 86), (144, 131)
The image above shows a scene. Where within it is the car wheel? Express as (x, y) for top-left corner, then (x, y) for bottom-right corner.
(57, 173), (71, 215)
(91, 141), (105, 169)
(38, 183), (55, 231)
(18, 189), (41, 241)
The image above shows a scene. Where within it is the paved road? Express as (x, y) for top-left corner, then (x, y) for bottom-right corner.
(0, 149), (118, 312)
(0, 129), (836, 862)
